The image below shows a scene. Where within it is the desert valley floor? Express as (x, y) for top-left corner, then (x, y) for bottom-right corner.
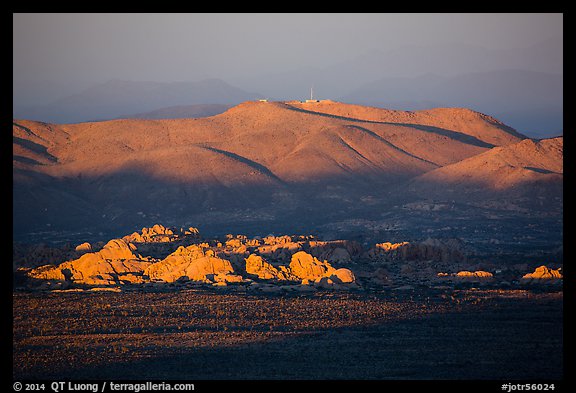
(13, 288), (563, 380)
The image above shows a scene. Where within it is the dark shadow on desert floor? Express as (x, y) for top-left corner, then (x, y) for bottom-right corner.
(13, 290), (562, 380)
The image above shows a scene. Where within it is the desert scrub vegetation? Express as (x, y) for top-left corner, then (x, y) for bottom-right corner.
(13, 289), (562, 380)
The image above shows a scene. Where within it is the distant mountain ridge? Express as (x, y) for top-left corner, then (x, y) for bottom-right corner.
(222, 39), (562, 137)
(13, 39), (562, 137)
(229, 39), (563, 100)
(117, 104), (232, 120)
(338, 70), (563, 138)
(14, 79), (263, 124)
(13, 70), (562, 138)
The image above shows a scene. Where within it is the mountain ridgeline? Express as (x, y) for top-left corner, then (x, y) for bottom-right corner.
(13, 100), (562, 252)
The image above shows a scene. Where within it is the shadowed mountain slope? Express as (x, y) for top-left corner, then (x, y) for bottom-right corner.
(408, 137), (563, 196)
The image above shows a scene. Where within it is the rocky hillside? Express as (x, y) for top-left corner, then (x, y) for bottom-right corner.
(13, 101), (561, 247)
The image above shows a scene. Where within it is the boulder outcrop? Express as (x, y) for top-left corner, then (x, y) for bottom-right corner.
(329, 268), (356, 284)
(289, 251), (336, 280)
(522, 265), (562, 280)
(455, 270), (494, 278)
(244, 254), (295, 281)
(123, 224), (200, 243)
(257, 242), (303, 263)
(145, 245), (235, 282)
(28, 239), (151, 285)
(75, 242), (92, 253)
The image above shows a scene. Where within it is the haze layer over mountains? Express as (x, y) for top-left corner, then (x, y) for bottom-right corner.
(13, 100), (563, 254)
(13, 39), (562, 139)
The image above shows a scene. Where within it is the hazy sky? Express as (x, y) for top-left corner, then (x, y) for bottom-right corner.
(13, 13), (563, 105)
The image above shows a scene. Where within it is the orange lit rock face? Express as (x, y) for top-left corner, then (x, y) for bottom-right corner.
(57, 258), (150, 285)
(263, 235), (303, 245)
(23, 223), (563, 291)
(25, 230), (361, 288)
(244, 254), (295, 281)
(455, 271), (494, 279)
(28, 239), (150, 285)
(98, 239), (139, 260)
(144, 245), (234, 283)
(289, 251), (336, 280)
(367, 242), (411, 261)
(522, 266), (562, 280)
(75, 242), (92, 252)
(27, 265), (67, 282)
(123, 224), (200, 243)
(375, 242), (410, 252)
(330, 268), (356, 284)
(257, 244), (300, 263)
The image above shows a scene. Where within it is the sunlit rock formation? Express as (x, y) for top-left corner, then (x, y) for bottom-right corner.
(257, 241), (304, 263)
(455, 271), (494, 278)
(144, 244), (238, 283)
(244, 254), (296, 281)
(330, 268), (356, 284)
(123, 224), (200, 243)
(28, 239), (151, 285)
(289, 251), (336, 280)
(19, 223), (563, 292)
(74, 242), (92, 253)
(522, 265), (562, 280)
